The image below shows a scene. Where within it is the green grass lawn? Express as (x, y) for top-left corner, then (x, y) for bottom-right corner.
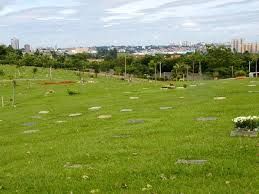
(0, 66), (258, 193)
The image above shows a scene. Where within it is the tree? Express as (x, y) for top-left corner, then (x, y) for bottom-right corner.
(32, 67), (38, 79)
(172, 62), (185, 80)
(206, 45), (234, 78)
(251, 54), (259, 77)
(148, 60), (157, 80)
(154, 54), (164, 78)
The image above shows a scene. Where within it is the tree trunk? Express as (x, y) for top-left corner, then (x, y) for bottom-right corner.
(1, 96), (4, 108)
(12, 82), (15, 107)
(49, 66), (52, 80)
(155, 64), (157, 81)
(124, 55), (127, 80)
(199, 61), (202, 79)
(159, 62), (162, 78)
(256, 59), (258, 78)
(192, 61), (195, 81)
(186, 66), (189, 80)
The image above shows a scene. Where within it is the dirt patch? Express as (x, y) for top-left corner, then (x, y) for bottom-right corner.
(235, 76), (246, 80)
(42, 81), (76, 85)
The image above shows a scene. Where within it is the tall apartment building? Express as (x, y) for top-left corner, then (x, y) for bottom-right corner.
(24, 44), (31, 53)
(231, 38), (259, 53)
(11, 38), (19, 50)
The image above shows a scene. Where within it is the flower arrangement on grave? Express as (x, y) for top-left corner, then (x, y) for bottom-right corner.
(232, 116), (259, 132)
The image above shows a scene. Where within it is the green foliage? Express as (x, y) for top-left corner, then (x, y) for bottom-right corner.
(0, 44), (259, 79)
(0, 69), (5, 76)
(32, 67), (38, 74)
(234, 70), (246, 77)
(67, 89), (80, 96)
(97, 48), (117, 60)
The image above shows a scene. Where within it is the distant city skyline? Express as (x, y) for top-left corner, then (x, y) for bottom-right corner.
(1, 0), (259, 47)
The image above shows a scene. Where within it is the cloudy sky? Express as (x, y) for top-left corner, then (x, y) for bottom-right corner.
(0, 0), (259, 47)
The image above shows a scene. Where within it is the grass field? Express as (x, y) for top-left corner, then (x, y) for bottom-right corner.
(0, 65), (258, 193)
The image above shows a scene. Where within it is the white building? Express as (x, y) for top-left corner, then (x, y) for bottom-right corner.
(11, 38), (19, 50)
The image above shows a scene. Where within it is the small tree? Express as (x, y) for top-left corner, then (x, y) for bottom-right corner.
(12, 80), (17, 107)
(32, 67), (38, 79)
(93, 63), (100, 78)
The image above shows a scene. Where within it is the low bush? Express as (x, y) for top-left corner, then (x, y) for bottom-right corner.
(235, 70), (246, 77)
(0, 69), (5, 76)
(67, 89), (80, 96)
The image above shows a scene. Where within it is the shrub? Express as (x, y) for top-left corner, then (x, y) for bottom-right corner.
(67, 89), (80, 96)
(0, 69), (5, 76)
(213, 71), (219, 78)
(234, 70), (246, 77)
(32, 67), (38, 74)
(233, 116), (259, 131)
(183, 84), (188, 88)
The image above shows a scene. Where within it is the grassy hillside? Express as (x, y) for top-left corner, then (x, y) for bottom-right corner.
(0, 66), (258, 193)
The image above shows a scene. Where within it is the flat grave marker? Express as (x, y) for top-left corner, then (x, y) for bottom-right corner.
(56, 120), (67, 123)
(176, 159), (207, 165)
(120, 109), (133, 112)
(129, 97), (139, 100)
(69, 113), (82, 117)
(22, 122), (36, 127)
(23, 130), (40, 134)
(160, 107), (173, 110)
(38, 111), (49, 114)
(214, 97), (226, 100)
(196, 117), (217, 121)
(128, 119), (145, 124)
(64, 163), (83, 169)
(230, 130), (258, 137)
(89, 106), (102, 111)
(112, 134), (131, 139)
(98, 115), (112, 119)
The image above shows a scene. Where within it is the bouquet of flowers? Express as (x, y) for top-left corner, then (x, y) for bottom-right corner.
(233, 116), (259, 131)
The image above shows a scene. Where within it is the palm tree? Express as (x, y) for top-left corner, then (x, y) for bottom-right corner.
(148, 60), (157, 81)
(251, 54), (258, 77)
(184, 64), (191, 80)
(189, 51), (204, 80)
(173, 63), (185, 81)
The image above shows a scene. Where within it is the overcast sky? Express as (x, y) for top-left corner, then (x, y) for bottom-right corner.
(0, 0), (259, 47)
